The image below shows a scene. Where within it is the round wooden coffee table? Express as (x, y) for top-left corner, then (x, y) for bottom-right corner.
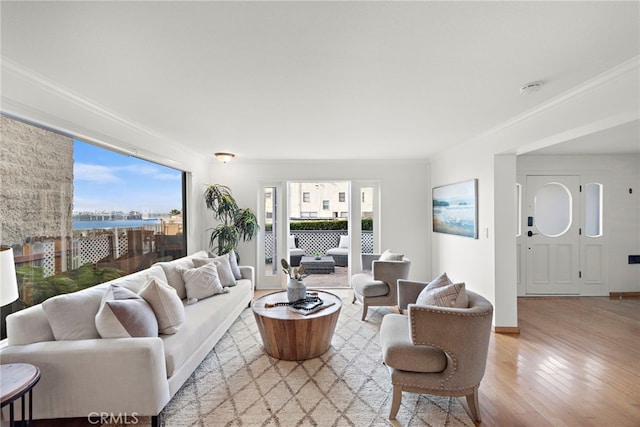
(252, 290), (342, 361)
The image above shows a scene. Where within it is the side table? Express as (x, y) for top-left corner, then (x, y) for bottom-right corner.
(1, 363), (41, 427)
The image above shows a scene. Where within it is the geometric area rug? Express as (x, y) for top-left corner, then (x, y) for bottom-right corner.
(128, 298), (473, 426)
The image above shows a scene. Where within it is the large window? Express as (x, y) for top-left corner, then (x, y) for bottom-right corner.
(0, 116), (186, 338)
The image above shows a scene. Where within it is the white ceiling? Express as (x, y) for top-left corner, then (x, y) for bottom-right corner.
(1, 1), (639, 160)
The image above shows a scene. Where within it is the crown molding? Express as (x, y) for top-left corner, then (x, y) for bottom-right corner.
(1, 56), (165, 140)
(467, 56), (640, 146)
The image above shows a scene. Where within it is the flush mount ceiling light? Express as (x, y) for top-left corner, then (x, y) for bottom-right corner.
(214, 152), (235, 163)
(520, 82), (542, 96)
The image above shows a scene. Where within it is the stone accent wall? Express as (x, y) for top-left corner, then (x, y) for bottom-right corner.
(0, 116), (73, 246)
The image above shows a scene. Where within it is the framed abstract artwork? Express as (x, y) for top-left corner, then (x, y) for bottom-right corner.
(432, 179), (478, 239)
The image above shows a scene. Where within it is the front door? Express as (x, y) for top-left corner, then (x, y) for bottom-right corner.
(525, 175), (580, 294)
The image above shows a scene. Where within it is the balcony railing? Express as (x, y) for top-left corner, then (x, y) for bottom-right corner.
(264, 230), (373, 260)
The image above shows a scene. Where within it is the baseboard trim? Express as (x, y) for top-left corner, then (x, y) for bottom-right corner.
(494, 326), (520, 334)
(609, 292), (640, 299)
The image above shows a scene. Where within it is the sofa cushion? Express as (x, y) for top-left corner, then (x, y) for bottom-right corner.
(423, 282), (468, 308)
(379, 249), (404, 261)
(162, 279), (252, 377)
(338, 235), (349, 248)
(155, 257), (196, 299)
(227, 249), (242, 280)
(42, 285), (108, 340)
(178, 263), (228, 302)
(352, 273), (389, 297)
(416, 272), (452, 306)
(326, 247), (348, 256)
(109, 268), (159, 294)
(138, 277), (185, 335)
(95, 285), (158, 338)
(380, 313), (447, 373)
(194, 255), (237, 287)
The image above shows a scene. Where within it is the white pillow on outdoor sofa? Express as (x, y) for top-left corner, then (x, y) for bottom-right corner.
(338, 235), (349, 248)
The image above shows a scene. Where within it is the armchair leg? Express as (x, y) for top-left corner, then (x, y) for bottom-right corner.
(361, 303), (369, 321)
(464, 387), (481, 423)
(389, 384), (402, 420)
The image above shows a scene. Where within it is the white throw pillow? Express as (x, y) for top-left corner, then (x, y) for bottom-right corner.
(95, 285), (158, 338)
(379, 249), (404, 261)
(423, 282), (468, 308)
(42, 286), (106, 340)
(178, 263), (228, 303)
(193, 255), (237, 287)
(338, 235), (349, 248)
(416, 272), (453, 306)
(138, 277), (185, 335)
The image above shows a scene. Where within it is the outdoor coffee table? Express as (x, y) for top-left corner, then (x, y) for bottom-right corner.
(300, 256), (336, 274)
(252, 290), (342, 361)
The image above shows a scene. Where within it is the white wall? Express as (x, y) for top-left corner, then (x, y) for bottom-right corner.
(517, 154), (640, 293)
(429, 60), (639, 328)
(430, 143), (499, 313)
(207, 159), (431, 288)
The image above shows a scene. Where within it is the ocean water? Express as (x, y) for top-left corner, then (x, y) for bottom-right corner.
(73, 219), (161, 230)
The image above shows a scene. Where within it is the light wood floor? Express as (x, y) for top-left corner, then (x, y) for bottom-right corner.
(31, 294), (640, 426)
(480, 296), (640, 427)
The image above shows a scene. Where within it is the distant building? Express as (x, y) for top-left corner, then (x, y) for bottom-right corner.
(264, 182), (373, 223)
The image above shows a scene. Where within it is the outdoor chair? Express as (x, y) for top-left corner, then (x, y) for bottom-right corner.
(288, 235), (305, 267)
(325, 235), (348, 267)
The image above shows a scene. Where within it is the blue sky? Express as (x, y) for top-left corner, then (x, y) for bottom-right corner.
(73, 140), (182, 214)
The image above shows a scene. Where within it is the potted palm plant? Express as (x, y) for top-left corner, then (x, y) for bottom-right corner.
(204, 184), (259, 255)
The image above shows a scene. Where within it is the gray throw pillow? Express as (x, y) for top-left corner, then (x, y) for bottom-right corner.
(95, 285), (158, 338)
(416, 272), (452, 306)
(423, 282), (468, 308)
(227, 249), (242, 280)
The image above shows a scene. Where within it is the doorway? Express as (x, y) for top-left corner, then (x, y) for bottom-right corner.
(258, 181), (380, 290)
(520, 174), (608, 296)
(525, 175), (580, 294)
(288, 181), (350, 288)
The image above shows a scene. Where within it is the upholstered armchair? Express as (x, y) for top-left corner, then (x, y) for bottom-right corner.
(379, 279), (493, 422)
(351, 252), (411, 321)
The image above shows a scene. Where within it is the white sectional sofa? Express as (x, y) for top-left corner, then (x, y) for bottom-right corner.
(0, 250), (254, 426)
